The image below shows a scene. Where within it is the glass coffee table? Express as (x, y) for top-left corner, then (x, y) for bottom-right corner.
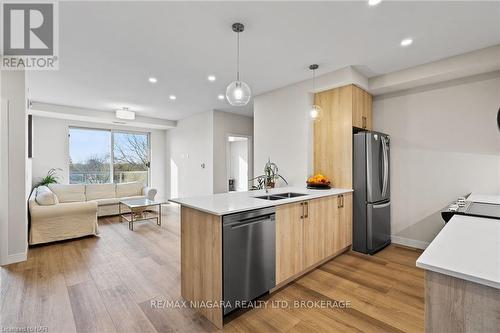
(119, 198), (163, 231)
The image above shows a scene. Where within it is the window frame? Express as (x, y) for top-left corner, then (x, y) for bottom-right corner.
(68, 126), (151, 185)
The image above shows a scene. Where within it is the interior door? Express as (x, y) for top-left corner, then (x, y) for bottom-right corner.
(366, 133), (389, 203)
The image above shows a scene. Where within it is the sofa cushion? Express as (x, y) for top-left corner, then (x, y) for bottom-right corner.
(90, 195), (145, 206)
(86, 183), (116, 201)
(90, 197), (120, 206)
(48, 184), (86, 203)
(116, 182), (143, 198)
(35, 186), (59, 206)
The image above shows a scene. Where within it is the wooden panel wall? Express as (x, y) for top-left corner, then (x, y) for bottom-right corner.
(180, 206), (223, 328)
(425, 270), (500, 333)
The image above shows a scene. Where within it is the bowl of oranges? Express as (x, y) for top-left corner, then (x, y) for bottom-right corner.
(306, 174), (331, 189)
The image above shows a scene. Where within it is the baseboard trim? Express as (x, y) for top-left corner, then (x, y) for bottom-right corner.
(0, 251), (27, 266)
(391, 235), (430, 250)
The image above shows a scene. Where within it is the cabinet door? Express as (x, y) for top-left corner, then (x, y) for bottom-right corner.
(338, 193), (353, 249)
(304, 200), (323, 267)
(276, 202), (304, 284)
(352, 85), (372, 130)
(363, 90), (373, 130)
(352, 85), (365, 129)
(314, 85), (353, 189)
(307, 196), (338, 263)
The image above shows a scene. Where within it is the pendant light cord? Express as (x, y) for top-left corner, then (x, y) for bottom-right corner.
(312, 69), (316, 91)
(236, 31), (240, 81)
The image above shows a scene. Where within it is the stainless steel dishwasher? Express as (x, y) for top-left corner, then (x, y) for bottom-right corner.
(223, 207), (276, 315)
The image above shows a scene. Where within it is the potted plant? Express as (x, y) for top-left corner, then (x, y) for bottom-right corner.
(34, 168), (62, 188)
(250, 158), (288, 190)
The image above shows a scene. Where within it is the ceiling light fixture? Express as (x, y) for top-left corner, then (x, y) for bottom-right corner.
(309, 64), (323, 120)
(208, 75), (216, 82)
(400, 38), (413, 47)
(368, 0), (382, 6)
(169, 95), (176, 100)
(218, 94), (225, 100)
(115, 107), (135, 120)
(226, 23), (251, 106)
(148, 77), (157, 83)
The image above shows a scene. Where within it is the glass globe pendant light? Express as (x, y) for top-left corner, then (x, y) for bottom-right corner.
(226, 23), (251, 106)
(309, 64), (323, 119)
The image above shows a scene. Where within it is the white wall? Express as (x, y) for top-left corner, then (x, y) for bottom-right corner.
(254, 66), (367, 187)
(0, 71), (28, 265)
(31, 116), (168, 201)
(373, 73), (500, 247)
(213, 110), (253, 194)
(165, 110), (254, 198)
(165, 111), (213, 199)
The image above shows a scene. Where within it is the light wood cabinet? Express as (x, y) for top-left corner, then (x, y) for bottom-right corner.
(275, 194), (352, 285)
(276, 201), (304, 284)
(306, 196), (336, 265)
(314, 86), (353, 189)
(314, 84), (372, 188)
(336, 193), (353, 252)
(352, 85), (372, 130)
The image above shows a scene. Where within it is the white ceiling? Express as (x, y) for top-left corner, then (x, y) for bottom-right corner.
(27, 1), (500, 120)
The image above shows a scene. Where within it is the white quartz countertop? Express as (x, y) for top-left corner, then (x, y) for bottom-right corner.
(169, 187), (353, 216)
(416, 214), (500, 289)
(467, 193), (500, 205)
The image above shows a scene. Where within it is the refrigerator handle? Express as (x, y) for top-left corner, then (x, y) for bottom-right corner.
(381, 137), (389, 198)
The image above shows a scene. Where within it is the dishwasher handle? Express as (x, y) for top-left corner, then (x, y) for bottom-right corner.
(227, 214), (275, 229)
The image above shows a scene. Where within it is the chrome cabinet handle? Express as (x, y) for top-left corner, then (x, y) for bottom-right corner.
(304, 202), (309, 218)
(300, 202), (304, 219)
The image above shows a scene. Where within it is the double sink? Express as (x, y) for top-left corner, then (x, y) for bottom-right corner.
(254, 192), (308, 201)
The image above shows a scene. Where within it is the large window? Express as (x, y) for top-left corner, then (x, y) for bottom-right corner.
(69, 127), (150, 185)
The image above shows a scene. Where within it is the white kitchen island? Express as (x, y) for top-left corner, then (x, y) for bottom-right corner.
(416, 196), (500, 333)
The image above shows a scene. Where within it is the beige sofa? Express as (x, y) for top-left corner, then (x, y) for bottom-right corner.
(28, 182), (157, 245)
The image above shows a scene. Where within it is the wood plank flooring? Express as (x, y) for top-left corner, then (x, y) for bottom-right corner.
(1, 205), (424, 333)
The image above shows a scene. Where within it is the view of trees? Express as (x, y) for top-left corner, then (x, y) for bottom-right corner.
(70, 154), (110, 183)
(113, 132), (149, 184)
(69, 129), (149, 185)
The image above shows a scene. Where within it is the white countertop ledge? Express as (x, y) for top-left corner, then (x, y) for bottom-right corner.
(169, 187), (353, 216)
(416, 214), (500, 289)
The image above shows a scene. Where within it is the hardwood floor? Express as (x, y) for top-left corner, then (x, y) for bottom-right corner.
(1, 205), (424, 333)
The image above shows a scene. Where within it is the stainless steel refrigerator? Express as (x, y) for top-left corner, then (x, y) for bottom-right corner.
(353, 131), (391, 254)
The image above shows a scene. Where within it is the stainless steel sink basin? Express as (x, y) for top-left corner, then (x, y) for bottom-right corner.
(254, 195), (286, 200)
(254, 192), (308, 200)
(275, 192), (308, 198)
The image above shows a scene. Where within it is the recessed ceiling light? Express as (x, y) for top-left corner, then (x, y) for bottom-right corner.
(218, 94), (225, 100)
(368, 0), (382, 6)
(169, 95), (176, 100)
(148, 77), (157, 83)
(400, 38), (413, 47)
(208, 75), (216, 82)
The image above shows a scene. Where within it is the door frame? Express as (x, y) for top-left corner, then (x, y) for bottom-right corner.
(225, 133), (253, 192)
